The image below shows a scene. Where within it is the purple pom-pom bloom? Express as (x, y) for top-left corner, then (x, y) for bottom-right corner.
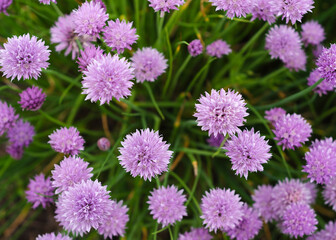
(18, 86), (46, 111)
(148, 185), (187, 227)
(307, 221), (336, 240)
(224, 128), (272, 179)
(131, 47), (167, 83)
(98, 200), (129, 239)
(201, 188), (244, 232)
(77, 45), (103, 72)
(178, 228), (212, 240)
(25, 173), (54, 209)
(148, 0), (185, 17)
(7, 119), (35, 148)
(281, 203), (317, 238)
(188, 39), (203, 57)
(226, 204), (263, 240)
(283, 48), (307, 71)
(0, 0), (12, 14)
(97, 137), (111, 151)
(301, 21), (325, 46)
(208, 0), (253, 18)
(6, 144), (24, 160)
(82, 53), (134, 104)
(0, 100), (18, 136)
(118, 128), (173, 181)
(0, 34), (50, 80)
(103, 19), (138, 54)
(51, 156), (93, 194)
(206, 40), (232, 58)
(48, 126), (85, 155)
(194, 88), (248, 137)
(317, 44), (336, 85)
(322, 177), (336, 211)
(273, 113), (312, 150)
(36, 233), (71, 240)
(251, 0), (277, 24)
(55, 180), (112, 236)
(264, 107), (286, 125)
(307, 69), (333, 96)
(207, 134), (225, 147)
(51, 13), (95, 60)
(73, 1), (109, 37)
(39, 0), (57, 4)
(252, 185), (277, 222)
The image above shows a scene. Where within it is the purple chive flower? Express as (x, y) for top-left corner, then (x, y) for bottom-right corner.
(226, 204), (263, 240)
(51, 13), (95, 60)
(283, 48), (307, 71)
(39, 0), (57, 4)
(36, 233), (71, 240)
(148, 185), (187, 227)
(281, 203), (317, 238)
(6, 144), (24, 160)
(82, 53), (134, 104)
(18, 86), (46, 111)
(77, 45), (104, 72)
(148, 0), (185, 17)
(307, 69), (333, 96)
(201, 188), (244, 232)
(265, 107), (286, 126)
(48, 126), (85, 155)
(55, 180), (112, 236)
(317, 44), (336, 84)
(307, 221), (336, 240)
(97, 137), (111, 151)
(322, 177), (336, 211)
(251, 0), (277, 24)
(7, 119), (35, 148)
(206, 40), (232, 58)
(0, 0), (12, 15)
(224, 128), (272, 179)
(0, 34), (50, 80)
(252, 185), (277, 222)
(0, 100), (18, 136)
(301, 21), (325, 46)
(25, 173), (54, 209)
(118, 129), (173, 181)
(270, 0), (314, 24)
(208, 0), (253, 18)
(303, 138), (336, 184)
(103, 19), (138, 54)
(51, 156), (93, 194)
(188, 39), (203, 57)
(98, 200), (129, 239)
(72, 1), (109, 37)
(131, 47), (167, 83)
(194, 88), (248, 137)
(178, 228), (212, 240)
(207, 133), (225, 147)
(273, 113), (312, 150)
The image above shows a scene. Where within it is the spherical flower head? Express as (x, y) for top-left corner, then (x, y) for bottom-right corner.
(201, 188), (244, 232)
(307, 69), (333, 96)
(301, 21), (325, 46)
(103, 19), (138, 54)
(307, 221), (336, 240)
(118, 129), (172, 181)
(224, 128), (272, 179)
(25, 173), (54, 209)
(323, 177), (336, 211)
(252, 185), (277, 222)
(131, 47), (167, 83)
(270, 0), (314, 24)
(207, 133), (225, 147)
(251, 0), (277, 24)
(281, 203), (317, 238)
(264, 107), (286, 125)
(51, 13), (95, 60)
(194, 88), (248, 137)
(18, 86), (46, 111)
(283, 48), (307, 71)
(0, 0), (12, 15)
(51, 156), (93, 194)
(178, 228), (212, 240)
(7, 119), (35, 148)
(73, 1), (109, 37)
(206, 40), (231, 58)
(148, 0), (185, 17)
(77, 45), (103, 72)
(6, 144), (24, 160)
(98, 200), (129, 238)
(148, 185), (187, 227)
(188, 39), (203, 57)
(0, 100), (18, 136)
(273, 113), (312, 150)
(271, 178), (313, 218)
(39, 0), (57, 4)
(0, 34), (50, 80)
(82, 53), (134, 104)
(97, 137), (111, 151)
(208, 0), (253, 18)
(317, 44), (336, 84)
(48, 126), (85, 155)
(36, 232), (71, 240)
(226, 204), (263, 240)
(55, 180), (112, 236)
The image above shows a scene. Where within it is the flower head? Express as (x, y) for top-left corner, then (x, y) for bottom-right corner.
(322, 177), (336, 211)
(317, 44), (336, 84)
(0, 34), (50, 80)
(77, 45), (104, 72)
(307, 221), (336, 240)
(82, 53), (134, 104)
(188, 39), (203, 57)
(265, 107), (286, 125)
(207, 133), (225, 147)
(251, 0), (277, 23)
(206, 40), (231, 58)
(307, 69), (333, 96)
(0, 0), (12, 14)
(301, 21), (325, 46)
(48, 126), (85, 155)
(25, 173), (54, 209)
(209, 0), (253, 18)
(18, 86), (46, 111)
(194, 88), (248, 137)
(6, 144), (24, 160)
(39, 0), (57, 4)
(201, 188), (243, 232)
(97, 137), (111, 151)
(148, 185), (187, 227)
(0, 100), (18, 136)
(36, 233), (71, 240)
(118, 129), (172, 181)
(7, 119), (35, 148)
(252, 185), (277, 222)
(131, 47), (167, 83)
(282, 48), (307, 71)
(148, 0), (185, 17)
(178, 228), (212, 240)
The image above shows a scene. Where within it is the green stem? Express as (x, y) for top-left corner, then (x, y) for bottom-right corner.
(168, 226), (174, 240)
(76, 39), (83, 51)
(144, 82), (165, 120)
(38, 110), (67, 127)
(212, 133), (229, 158)
(168, 55), (192, 97)
(51, 2), (63, 16)
(162, 28), (173, 97)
